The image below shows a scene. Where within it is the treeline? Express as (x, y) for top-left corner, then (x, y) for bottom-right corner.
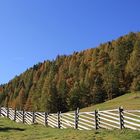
(0, 32), (140, 113)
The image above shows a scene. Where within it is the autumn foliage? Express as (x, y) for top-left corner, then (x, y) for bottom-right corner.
(0, 32), (140, 112)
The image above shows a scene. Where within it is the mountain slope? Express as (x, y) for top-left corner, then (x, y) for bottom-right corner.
(0, 32), (140, 112)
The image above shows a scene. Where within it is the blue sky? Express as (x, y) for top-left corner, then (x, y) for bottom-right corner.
(0, 0), (140, 84)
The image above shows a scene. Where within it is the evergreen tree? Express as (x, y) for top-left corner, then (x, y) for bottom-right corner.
(57, 80), (68, 112)
(103, 64), (120, 100)
(91, 73), (105, 104)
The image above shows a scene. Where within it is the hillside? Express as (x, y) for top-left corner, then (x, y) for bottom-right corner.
(80, 92), (140, 112)
(0, 32), (140, 112)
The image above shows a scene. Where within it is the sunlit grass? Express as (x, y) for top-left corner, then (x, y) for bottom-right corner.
(80, 93), (140, 112)
(0, 117), (140, 140)
(0, 93), (140, 140)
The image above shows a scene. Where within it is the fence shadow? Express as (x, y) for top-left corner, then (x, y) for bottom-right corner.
(0, 127), (25, 132)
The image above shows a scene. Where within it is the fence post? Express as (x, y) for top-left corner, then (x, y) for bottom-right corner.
(14, 108), (17, 121)
(7, 106), (9, 118)
(119, 107), (124, 129)
(0, 106), (1, 117)
(95, 109), (99, 130)
(22, 109), (25, 123)
(57, 111), (61, 129)
(74, 108), (79, 129)
(32, 111), (35, 124)
(45, 112), (48, 126)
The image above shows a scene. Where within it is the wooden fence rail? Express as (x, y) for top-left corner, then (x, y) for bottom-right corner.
(0, 107), (140, 131)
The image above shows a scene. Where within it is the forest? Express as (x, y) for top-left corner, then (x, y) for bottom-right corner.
(0, 32), (140, 113)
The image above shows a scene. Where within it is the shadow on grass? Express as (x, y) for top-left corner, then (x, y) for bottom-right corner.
(0, 127), (25, 132)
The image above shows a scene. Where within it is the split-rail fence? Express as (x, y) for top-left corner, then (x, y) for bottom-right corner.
(0, 107), (140, 131)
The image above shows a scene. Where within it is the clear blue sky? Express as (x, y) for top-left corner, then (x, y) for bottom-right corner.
(0, 0), (140, 84)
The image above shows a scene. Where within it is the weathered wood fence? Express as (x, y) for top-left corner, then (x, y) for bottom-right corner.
(0, 107), (140, 131)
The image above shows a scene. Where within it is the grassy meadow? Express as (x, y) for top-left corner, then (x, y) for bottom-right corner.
(0, 117), (140, 140)
(80, 93), (140, 112)
(0, 93), (140, 140)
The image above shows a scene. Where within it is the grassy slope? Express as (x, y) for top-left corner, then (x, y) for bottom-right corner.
(0, 118), (140, 140)
(0, 93), (140, 140)
(80, 93), (140, 112)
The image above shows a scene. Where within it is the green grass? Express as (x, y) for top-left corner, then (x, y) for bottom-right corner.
(80, 93), (140, 112)
(0, 118), (140, 140)
(0, 93), (140, 140)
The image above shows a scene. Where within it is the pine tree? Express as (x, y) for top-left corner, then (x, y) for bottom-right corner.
(103, 64), (120, 100)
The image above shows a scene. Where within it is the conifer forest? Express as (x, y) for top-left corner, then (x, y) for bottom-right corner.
(0, 32), (140, 113)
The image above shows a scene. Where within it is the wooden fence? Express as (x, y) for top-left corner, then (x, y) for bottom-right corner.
(0, 107), (140, 131)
